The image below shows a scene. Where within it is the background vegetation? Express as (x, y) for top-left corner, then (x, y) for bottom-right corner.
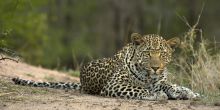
(0, 0), (220, 104)
(1, 0), (219, 69)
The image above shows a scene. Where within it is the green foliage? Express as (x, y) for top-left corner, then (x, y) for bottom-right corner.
(0, 0), (219, 70)
(0, 0), (101, 68)
(0, 0), (48, 62)
(67, 70), (80, 77)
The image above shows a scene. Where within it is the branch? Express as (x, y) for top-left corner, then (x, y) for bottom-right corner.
(0, 55), (19, 63)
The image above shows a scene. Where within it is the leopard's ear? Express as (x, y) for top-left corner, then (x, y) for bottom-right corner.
(166, 37), (180, 49)
(131, 33), (143, 45)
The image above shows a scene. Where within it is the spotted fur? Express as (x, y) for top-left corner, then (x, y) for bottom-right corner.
(12, 33), (200, 100)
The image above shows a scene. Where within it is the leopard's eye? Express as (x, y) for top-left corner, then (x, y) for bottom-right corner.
(161, 55), (166, 59)
(141, 51), (148, 55)
(145, 55), (150, 59)
(160, 52), (166, 58)
(140, 51), (150, 60)
(160, 52), (163, 55)
(143, 52), (150, 58)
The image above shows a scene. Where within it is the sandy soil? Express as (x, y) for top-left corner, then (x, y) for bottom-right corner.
(0, 60), (219, 110)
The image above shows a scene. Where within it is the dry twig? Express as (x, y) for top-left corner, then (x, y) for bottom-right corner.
(0, 54), (19, 63)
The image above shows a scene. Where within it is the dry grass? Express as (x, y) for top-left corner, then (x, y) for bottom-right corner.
(169, 13), (220, 104)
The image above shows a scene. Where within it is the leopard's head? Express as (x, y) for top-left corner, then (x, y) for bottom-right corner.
(129, 33), (180, 79)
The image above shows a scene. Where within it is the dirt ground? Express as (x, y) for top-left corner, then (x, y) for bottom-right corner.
(0, 60), (219, 110)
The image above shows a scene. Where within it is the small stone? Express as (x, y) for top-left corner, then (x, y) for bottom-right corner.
(102, 105), (107, 108)
(148, 104), (153, 108)
(158, 100), (168, 104)
(214, 102), (220, 106)
(189, 101), (197, 106)
(171, 108), (178, 110)
(112, 107), (120, 110)
(187, 105), (192, 109)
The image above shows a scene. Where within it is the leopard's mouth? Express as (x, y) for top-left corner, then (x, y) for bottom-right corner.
(150, 74), (159, 79)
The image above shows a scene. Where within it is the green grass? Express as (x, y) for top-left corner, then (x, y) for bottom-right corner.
(67, 69), (80, 77)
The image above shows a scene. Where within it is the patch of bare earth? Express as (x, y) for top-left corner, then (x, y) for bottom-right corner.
(0, 60), (219, 110)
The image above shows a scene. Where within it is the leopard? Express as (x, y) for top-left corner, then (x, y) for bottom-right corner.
(12, 33), (201, 100)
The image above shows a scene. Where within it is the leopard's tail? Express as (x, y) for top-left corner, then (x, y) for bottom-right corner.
(12, 77), (81, 90)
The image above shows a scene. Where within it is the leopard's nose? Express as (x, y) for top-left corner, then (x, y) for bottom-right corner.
(151, 67), (159, 72)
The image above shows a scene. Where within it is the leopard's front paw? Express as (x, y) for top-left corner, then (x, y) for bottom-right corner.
(141, 91), (168, 101)
(155, 91), (168, 101)
(178, 87), (202, 100)
(187, 92), (202, 100)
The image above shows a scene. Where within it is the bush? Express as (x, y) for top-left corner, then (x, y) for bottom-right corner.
(169, 14), (220, 103)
